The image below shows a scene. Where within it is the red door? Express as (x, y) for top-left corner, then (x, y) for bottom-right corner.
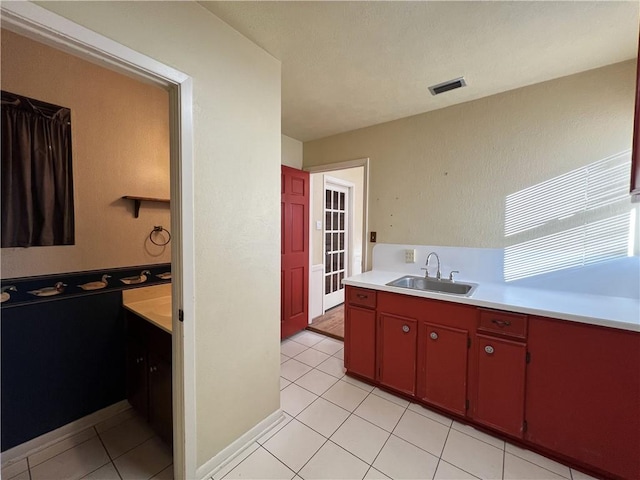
(472, 334), (526, 438)
(281, 166), (309, 339)
(344, 305), (376, 380)
(418, 323), (468, 416)
(378, 313), (417, 396)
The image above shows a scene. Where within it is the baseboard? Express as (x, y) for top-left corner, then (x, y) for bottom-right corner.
(196, 409), (284, 480)
(0, 400), (131, 468)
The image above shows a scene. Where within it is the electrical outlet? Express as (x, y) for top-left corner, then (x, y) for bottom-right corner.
(405, 249), (416, 263)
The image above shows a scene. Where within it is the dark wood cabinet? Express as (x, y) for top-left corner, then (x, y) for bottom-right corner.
(126, 311), (172, 445)
(631, 34), (640, 200)
(417, 323), (468, 416)
(126, 336), (149, 418)
(344, 287), (377, 381)
(377, 313), (418, 396)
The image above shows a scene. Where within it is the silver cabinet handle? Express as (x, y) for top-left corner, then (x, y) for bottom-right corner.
(402, 325), (410, 333)
(430, 332), (438, 340)
(484, 345), (495, 355)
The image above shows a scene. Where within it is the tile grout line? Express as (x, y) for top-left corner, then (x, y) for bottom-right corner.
(365, 395), (412, 478)
(431, 418), (452, 480)
(27, 433), (96, 470)
(502, 442), (506, 480)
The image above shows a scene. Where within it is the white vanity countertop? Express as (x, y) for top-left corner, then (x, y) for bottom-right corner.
(344, 270), (640, 332)
(122, 284), (172, 334)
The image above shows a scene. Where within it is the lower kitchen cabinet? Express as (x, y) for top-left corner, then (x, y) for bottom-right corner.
(417, 323), (469, 416)
(344, 304), (377, 381)
(377, 313), (417, 396)
(525, 316), (640, 479)
(126, 311), (172, 445)
(471, 333), (527, 438)
(342, 286), (639, 478)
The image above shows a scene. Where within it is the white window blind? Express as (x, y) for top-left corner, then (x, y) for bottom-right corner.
(504, 151), (636, 281)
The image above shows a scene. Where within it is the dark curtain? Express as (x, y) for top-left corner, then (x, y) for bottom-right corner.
(1, 91), (75, 247)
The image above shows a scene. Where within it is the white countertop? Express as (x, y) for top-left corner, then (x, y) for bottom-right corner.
(122, 284), (173, 334)
(344, 270), (640, 332)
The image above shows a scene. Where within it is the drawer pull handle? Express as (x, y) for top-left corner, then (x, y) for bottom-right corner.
(491, 319), (512, 327)
(402, 325), (410, 333)
(356, 294), (368, 299)
(430, 332), (438, 340)
(484, 345), (495, 355)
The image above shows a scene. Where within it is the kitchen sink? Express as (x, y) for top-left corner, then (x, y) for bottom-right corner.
(386, 275), (478, 296)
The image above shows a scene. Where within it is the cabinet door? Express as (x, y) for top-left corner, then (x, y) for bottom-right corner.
(378, 313), (417, 396)
(472, 334), (526, 438)
(526, 317), (640, 479)
(418, 323), (468, 416)
(148, 353), (173, 445)
(126, 338), (148, 419)
(344, 305), (376, 380)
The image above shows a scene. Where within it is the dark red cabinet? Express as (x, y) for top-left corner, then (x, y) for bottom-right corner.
(344, 305), (377, 380)
(417, 323), (468, 416)
(472, 334), (527, 438)
(342, 286), (639, 479)
(377, 313), (418, 396)
(525, 317), (640, 479)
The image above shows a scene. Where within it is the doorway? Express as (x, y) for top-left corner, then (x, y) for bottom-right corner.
(306, 159), (369, 339)
(1, 3), (195, 478)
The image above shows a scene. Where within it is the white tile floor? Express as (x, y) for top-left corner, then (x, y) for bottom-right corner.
(1, 330), (602, 480)
(1, 409), (172, 480)
(213, 330), (601, 480)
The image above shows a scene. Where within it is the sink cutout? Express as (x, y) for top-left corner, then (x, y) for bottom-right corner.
(386, 275), (478, 297)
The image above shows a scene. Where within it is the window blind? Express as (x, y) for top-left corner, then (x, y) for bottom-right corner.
(504, 151), (635, 281)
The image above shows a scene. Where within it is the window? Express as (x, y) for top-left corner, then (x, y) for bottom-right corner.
(504, 150), (637, 281)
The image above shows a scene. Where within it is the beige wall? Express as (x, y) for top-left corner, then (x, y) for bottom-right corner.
(281, 134), (303, 168)
(36, 0), (281, 472)
(304, 61), (636, 269)
(1, 29), (171, 278)
(311, 168), (364, 269)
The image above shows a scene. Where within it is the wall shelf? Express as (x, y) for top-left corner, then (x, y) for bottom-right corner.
(122, 196), (170, 218)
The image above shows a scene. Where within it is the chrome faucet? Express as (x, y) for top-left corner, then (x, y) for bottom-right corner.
(422, 252), (441, 280)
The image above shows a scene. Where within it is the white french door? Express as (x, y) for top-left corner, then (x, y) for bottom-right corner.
(323, 182), (350, 310)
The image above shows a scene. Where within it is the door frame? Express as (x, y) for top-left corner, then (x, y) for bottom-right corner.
(0, 3), (196, 478)
(306, 158), (369, 321)
(322, 175), (354, 312)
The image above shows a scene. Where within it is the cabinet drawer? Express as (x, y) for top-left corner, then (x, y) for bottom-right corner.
(478, 309), (527, 340)
(347, 287), (377, 309)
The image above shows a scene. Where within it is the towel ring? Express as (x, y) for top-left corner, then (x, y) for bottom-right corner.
(149, 226), (171, 246)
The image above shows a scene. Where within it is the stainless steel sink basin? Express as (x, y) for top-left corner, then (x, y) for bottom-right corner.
(386, 275), (478, 297)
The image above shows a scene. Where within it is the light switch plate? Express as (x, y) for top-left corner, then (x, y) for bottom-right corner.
(316, 220), (322, 230)
(405, 249), (416, 263)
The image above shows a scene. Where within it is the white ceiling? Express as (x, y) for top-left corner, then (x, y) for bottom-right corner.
(200, 1), (639, 142)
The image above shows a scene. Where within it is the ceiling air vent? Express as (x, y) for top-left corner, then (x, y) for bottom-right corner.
(428, 77), (467, 96)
